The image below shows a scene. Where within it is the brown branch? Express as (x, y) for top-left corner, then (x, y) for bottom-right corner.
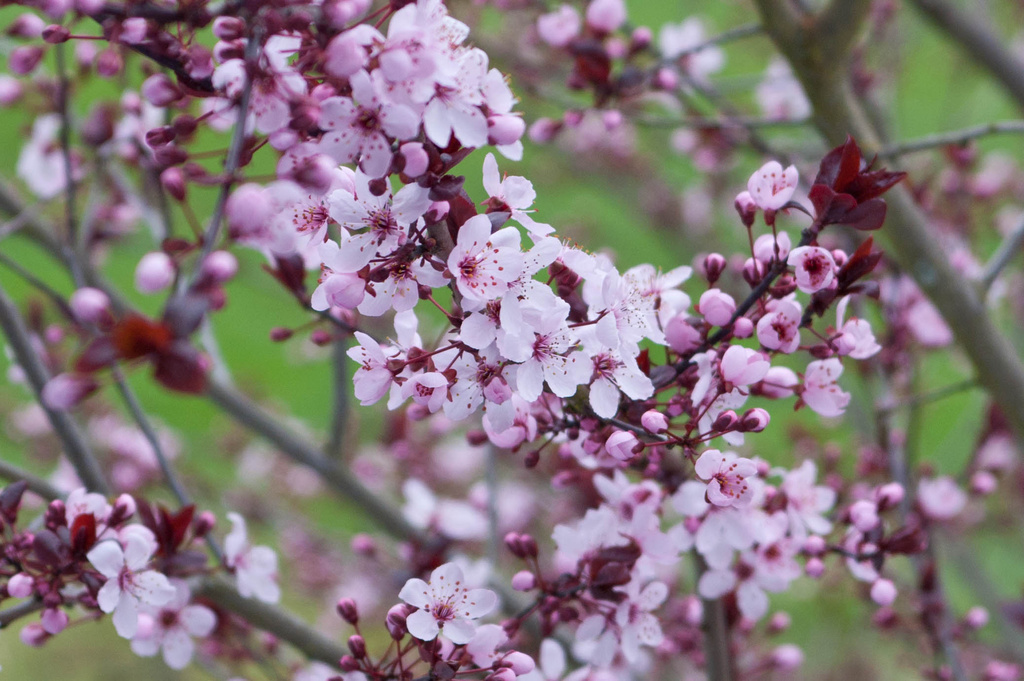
(196, 577), (347, 668)
(908, 0), (1024, 112)
(0, 282), (109, 494)
(0, 459), (62, 501)
(752, 0), (1024, 444)
(879, 120), (1024, 159)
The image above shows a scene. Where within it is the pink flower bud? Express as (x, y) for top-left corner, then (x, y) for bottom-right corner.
(159, 166), (187, 201)
(0, 75), (22, 106)
(870, 578), (897, 606)
(585, 0), (626, 33)
(95, 48), (123, 77)
(386, 604), (410, 639)
(337, 598), (359, 624)
(537, 5), (580, 47)
(739, 408), (770, 432)
(488, 114), (526, 146)
(698, 288), (736, 327)
(348, 634), (367, 658)
(602, 109), (623, 130)
(971, 470), (997, 495)
(202, 251), (238, 284)
(805, 557), (824, 578)
(41, 607), (68, 634)
(654, 67), (679, 90)
(985, 661), (1022, 681)
(703, 253), (726, 284)
(849, 500), (880, 532)
(324, 31), (371, 78)
(503, 652), (535, 675)
(8, 573), (34, 598)
(771, 644), (804, 670)
(874, 482), (904, 510)
(399, 142), (429, 178)
(212, 17), (245, 40)
(20, 623), (49, 647)
(351, 533), (376, 556)
(769, 611), (791, 633)
(135, 251), (175, 293)
(734, 190), (757, 227)
(425, 201), (449, 223)
(732, 316), (754, 338)
(69, 287), (111, 325)
(511, 570), (536, 591)
(487, 670), (517, 681)
(141, 73), (181, 107)
(605, 430), (640, 461)
(8, 13), (46, 38)
(631, 26), (652, 48)
(113, 493), (136, 519)
(641, 409), (668, 434)
(665, 314), (701, 353)
(528, 118), (560, 143)
(965, 606), (989, 629)
(41, 373), (97, 410)
(42, 24), (70, 43)
(803, 535), (826, 555)
(10, 46), (45, 76)
(324, 0), (373, 27)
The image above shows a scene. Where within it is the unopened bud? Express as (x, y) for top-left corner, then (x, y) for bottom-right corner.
(385, 604), (410, 640)
(347, 634), (366, 658)
(739, 408), (769, 432)
(8, 573), (34, 598)
(202, 251), (238, 284)
(703, 253), (726, 284)
(160, 167), (187, 201)
(511, 570), (536, 591)
(870, 578), (897, 606)
(194, 511), (216, 537)
(270, 327), (293, 342)
(732, 316), (754, 338)
(135, 252), (175, 294)
(42, 25), (70, 43)
(399, 142), (429, 178)
(70, 287), (111, 325)
(712, 410), (739, 433)
(337, 598), (359, 624)
(641, 409), (668, 434)
(488, 114), (526, 146)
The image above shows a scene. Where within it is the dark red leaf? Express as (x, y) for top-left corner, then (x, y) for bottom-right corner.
(845, 169), (908, 203)
(0, 481), (28, 523)
(75, 337), (118, 372)
(836, 198), (887, 231)
(153, 343), (207, 394)
(112, 314), (173, 360)
(33, 529), (65, 567)
(445, 190), (478, 230)
(264, 254), (306, 298)
(70, 513), (97, 554)
(837, 238), (882, 288)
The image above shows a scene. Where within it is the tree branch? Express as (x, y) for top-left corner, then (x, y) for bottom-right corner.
(0, 282), (109, 494)
(752, 0), (1024, 443)
(981, 213), (1024, 293)
(817, 0), (875, 57)
(196, 577), (346, 668)
(878, 120), (1024, 159)
(204, 378), (425, 544)
(908, 0), (1024, 111)
(0, 459), (62, 501)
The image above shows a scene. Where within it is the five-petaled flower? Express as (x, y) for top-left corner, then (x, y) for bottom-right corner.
(87, 534), (176, 639)
(694, 449), (758, 507)
(399, 562), (498, 644)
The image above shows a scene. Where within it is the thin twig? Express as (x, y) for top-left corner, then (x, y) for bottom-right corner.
(0, 599), (45, 628)
(326, 337), (350, 460)
(205, 377), (425, 543)
(0, 282), (109, 494)
(196, 577), (346, 667)
(875, 379), (979, 415)
(0, 459), (63, 501)
(632, 114), (810, 130)
(663, 22), (763, 61)
(54, 43), (86, 287)
(878, 120), (1024, 159)
(981, 214), (1024, 293)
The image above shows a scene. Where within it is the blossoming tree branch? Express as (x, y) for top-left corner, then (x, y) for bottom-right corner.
(0, 0), (1023, 679)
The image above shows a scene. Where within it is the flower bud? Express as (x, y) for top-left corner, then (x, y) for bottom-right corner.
(347, 634), (366, 658)
(337, 598), (359, 624)
(112, 493), (137, 520)
(425, 200), (449, 224)
(9, 46), (45, 76)
(703, 253), (726, 284)
(604, 430), (640, 461)
(339, 655), (361, 672)
(732, 316), (754, 338)
(771, 644), (804, 670)
(20, 623), (49, 647)
(503, 652), (536, 675)
(739, 408), (770, 432)
(350, 533), (376, 556)
(653, 67), (678, 90)
(202, 251), (238, 284)
(135, 252), (175, 294)
(385, 604), (410, 640)
(874, 482), (904, 511)
(511, 570), (536, 591)
(528, 117), (560, 144)
(971, 470), (997, 495)
(95, 48), (122, 77)
(486, 669), (517, 681)
(641, 409), (668, 434)
(7, 13), (46, 38)
(805, 557), (824, 578)
(585, 0), (626, 33)
(711, 410), (739, 433)
(399, 142), (429, 178)
(42, 25), (70, 43)
(734, 191), (757, 228)
(42, 373), (97, 411)
(8, 573), (34, 598)
(270, 327), (293, 342)
(665, 315), (701, 353)
(160, 167), (187, 201)
(849, 500), (880, 532)
(965, 606), (989, 629)
(69, 287), (111, 325)
(698, 289), (735, 327)
(768, 611), (791, 634)
(41, 607), (68, 634)
(212, 17), (246, 40)
(488, 114), (526, 146)
(141, 73), (182, 107)
(870, 578), (897, 606)
(194, 510), (215, 536)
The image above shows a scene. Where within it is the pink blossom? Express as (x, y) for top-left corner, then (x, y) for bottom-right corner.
(398, 562), (497, 644)
(698, 288), (736, 327)
(135, 252), (175, 294)
(605, 430), (640, 461)
(224, 513), (281, 603)
(835, 297), (881, 359)
(585, 0), (626, 33)
(719, 345), (770, 388)
(482, 153), (553, 237)
(787, 246), (836, 294)
(747, 161), (798, 211)
(447, 215), (523, 302)
(780, 460), (835, 538)
(614, 580), (667, 662)
(801, 358), (850, 417)
(753, 231), (792, 264)
(695, 450), (758, 507)
(641, 410), (668, 434)
(88, 534), (176, 639)
(917, 476), (967, 521)
(659, 18), (724, 84)
(70, 287), (111, 324)
(756, 59), (811, 121)
(757, 299), (801, 353)
(131, 580), (217, 670)
(347, 332), (395, 405)
(870, 578), (897, 606)
(537, 5), (580, 47)
(400, 372), (450, 414)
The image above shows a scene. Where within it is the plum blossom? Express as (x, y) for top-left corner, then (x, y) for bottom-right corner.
(918, 476), (967, 521)
(614, 580), (668, 662)
(537, 5), (580, 47)
(695, 449), (758, 507)
(583, 342), (654, 419)
(834, 297), (881, 359)
(745, 161), (799, 211)
(87, 534), (176, 639)
(698, 288), (736, 327)
(659, 18), (725, 84)
(788, 246), (836, 294)
(447, 215), (523, 302)
(398, 562), (497, 644)
(779, 460), (835, 539)
(482, 153), (553, 237)
(348, 332), (396, 405)
(801, 358), (850, 417)
(757, 299), (802, 353)
(719, 345), (770, 389)
(224, 513), (281, 603)
(130, 580), (217, 670)
(756, 59), (811, 121)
